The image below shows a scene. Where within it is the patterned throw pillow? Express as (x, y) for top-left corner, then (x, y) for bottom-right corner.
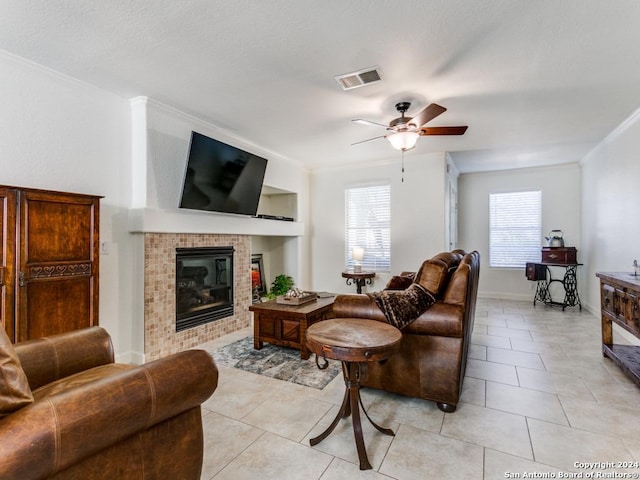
(0, 327), (33, 416)
(368, 283), (437, 330)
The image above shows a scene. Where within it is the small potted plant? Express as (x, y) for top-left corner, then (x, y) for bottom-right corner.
(267, 274), (294, 299)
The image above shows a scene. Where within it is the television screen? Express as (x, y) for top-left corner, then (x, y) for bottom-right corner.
(179, 132), (268, 216)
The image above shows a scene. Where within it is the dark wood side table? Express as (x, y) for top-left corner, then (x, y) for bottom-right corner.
(341, 271), (375, 294)
(249, 296), (335, 359)
(306, 317), (401, 470)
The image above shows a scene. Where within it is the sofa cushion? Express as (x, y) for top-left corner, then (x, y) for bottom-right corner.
(415, 259), (449, 296)
(430, 251), (463, 268)
(414, 252), (463, 297)
(0, 327), (34, 416)
(443, 261), (471, 306)
(384, 273), (415, 290)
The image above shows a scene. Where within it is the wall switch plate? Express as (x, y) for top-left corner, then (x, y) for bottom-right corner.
(101, 241), (110, 255)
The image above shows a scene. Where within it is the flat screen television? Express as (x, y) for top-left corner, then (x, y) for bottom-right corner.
(179, 131), (268, 216)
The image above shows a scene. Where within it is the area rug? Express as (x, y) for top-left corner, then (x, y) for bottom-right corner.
(210, 336), (342, 390)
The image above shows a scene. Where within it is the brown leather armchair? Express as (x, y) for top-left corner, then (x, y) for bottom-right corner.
(0, 327), (218, 480)
(332, 250), (480, 413)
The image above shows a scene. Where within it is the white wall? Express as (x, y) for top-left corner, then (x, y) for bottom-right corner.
(458, 163), (581, 301)
(581, 109), (640, 313)
(132, 97), (309, 212)
(1, 52), (311, 360)
(310, 152), (449, 294)
(135, 97), (311, 281)
(128, 99), (311, 358)
(0, 51), (134, 356)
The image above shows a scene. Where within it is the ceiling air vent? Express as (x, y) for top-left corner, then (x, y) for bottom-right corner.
(335, 66), (382, 91)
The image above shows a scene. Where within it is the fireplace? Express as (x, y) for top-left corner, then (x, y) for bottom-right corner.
(176, 246), (234, 332)
(142, 233), (251, 361)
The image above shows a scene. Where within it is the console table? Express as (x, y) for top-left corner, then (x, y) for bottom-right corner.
(527, 262), (582, 310)
(306, 318), (401, 470)
(341, 271), (375, 294)
(596, 272), (640, 386)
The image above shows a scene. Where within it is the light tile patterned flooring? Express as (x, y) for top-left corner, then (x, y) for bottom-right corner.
(197, 299), (640, 480)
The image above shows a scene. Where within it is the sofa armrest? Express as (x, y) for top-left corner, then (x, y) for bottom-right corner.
(0, 349), (218, 480)
(403, 302), (465, 337)
(332, 294), (386, 322)
(14, 327), (114, 390)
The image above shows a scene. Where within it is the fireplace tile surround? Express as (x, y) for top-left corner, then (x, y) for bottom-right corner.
(144, 233), (252, 361)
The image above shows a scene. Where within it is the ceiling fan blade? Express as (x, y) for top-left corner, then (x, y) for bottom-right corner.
(419, 126), (468, 136)
(352, 118), (389, 128)
(351, 135), (386, 146)
(409, 103), (447, 128)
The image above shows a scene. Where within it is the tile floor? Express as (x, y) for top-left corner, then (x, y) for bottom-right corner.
(196, 298), (640, 480)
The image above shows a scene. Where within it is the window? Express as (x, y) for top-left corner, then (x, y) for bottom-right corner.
(489, 190), (542, 268)
(345, 183), (391, 272)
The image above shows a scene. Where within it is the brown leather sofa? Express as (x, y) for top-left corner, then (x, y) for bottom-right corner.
(0, 326), (218, 480)
(332, 250), (480, 413)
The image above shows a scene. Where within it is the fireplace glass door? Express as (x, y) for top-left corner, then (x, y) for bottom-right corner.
(175, 246), (234, 331)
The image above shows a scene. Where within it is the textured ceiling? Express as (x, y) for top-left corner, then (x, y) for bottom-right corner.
(2, 0), (640, 173)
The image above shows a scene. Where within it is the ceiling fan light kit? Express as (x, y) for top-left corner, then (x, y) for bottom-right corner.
(351, 101), (468, 182)
(388, 130), (419, 151)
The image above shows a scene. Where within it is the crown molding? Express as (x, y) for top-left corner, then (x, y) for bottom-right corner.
(581, 106), (640, 165)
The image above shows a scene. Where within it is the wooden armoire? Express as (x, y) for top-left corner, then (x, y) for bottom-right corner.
(0, 186), (100, 343)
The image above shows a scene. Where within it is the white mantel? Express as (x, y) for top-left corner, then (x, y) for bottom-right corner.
(128, 207), (304, 236)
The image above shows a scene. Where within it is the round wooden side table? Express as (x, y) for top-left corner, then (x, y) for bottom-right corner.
(341, 271), (375, 294)
(306, 317), (402, 470)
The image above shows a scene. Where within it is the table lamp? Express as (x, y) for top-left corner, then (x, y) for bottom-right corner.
(352, 247), (364, 272)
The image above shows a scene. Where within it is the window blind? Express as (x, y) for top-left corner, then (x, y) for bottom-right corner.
(345, 183), (391, 272)
(489, 190), (542, 268)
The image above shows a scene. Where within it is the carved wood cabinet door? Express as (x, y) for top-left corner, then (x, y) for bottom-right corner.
(1, 186), (100, 342)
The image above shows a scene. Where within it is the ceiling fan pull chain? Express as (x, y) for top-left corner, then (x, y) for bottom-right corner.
(401, 150), (405, 182)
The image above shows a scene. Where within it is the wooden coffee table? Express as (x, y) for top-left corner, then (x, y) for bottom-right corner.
(249, 295), (335, 359)
(306, 317), (402, 470)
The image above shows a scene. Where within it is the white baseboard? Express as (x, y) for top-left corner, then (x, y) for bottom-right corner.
(613, 323), (640, 346)
(583, 303), (599, 317)
(115, 351), (145, 365)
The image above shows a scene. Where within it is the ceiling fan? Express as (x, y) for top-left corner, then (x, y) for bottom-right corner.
(352, 102), (468, 151)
